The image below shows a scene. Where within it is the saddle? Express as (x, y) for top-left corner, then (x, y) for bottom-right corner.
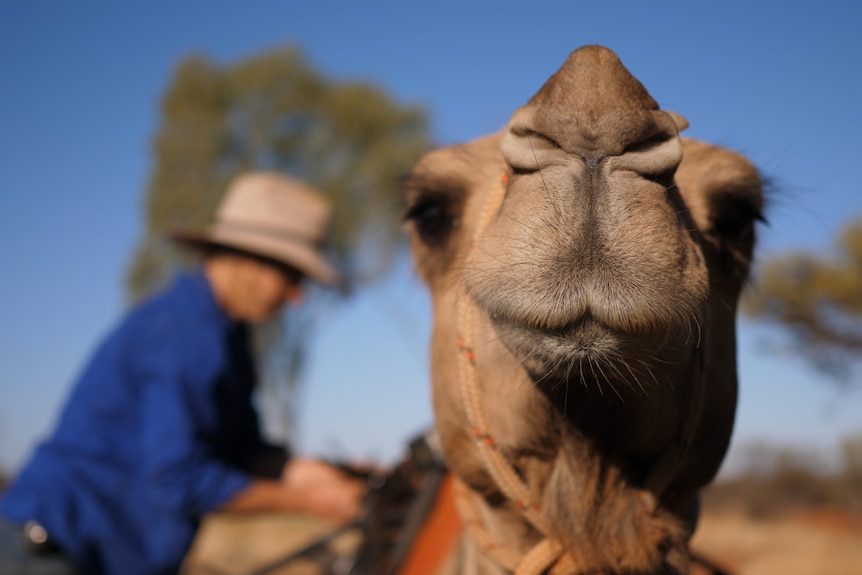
(186, 431), (730, 575)
(347, 429), (459, 575)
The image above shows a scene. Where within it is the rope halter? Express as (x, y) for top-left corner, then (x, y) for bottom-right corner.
(453, 165), (708, 575)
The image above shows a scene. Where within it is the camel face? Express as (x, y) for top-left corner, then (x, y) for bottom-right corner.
(404, 45), (764, 573)
(468, 47), (707, 385)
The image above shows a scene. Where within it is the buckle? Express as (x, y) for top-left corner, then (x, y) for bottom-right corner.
(22, 520), (62, 556)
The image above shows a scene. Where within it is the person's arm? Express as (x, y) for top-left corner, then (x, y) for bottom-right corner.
(134, 314), (365, 522)
(243, 446), (289, 479)
(218, 458), (365, 524)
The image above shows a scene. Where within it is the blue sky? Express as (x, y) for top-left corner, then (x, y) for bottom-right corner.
(1, 1), (861, 474)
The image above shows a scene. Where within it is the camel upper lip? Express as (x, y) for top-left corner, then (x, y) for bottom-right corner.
(490, 307), (615, 338)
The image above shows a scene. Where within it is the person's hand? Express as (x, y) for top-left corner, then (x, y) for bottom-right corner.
(280, 458), (367, 524)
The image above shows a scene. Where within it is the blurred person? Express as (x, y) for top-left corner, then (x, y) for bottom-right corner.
(0, 173), (366, 575)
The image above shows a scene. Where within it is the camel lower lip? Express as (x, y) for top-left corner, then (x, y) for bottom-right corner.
(492, 315), (622, 362)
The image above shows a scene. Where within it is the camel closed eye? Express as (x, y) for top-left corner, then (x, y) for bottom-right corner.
(711, 198), (765, 244)
(404, 196), (457, 247)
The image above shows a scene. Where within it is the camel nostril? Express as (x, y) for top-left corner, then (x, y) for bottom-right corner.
(511, 165), (538, 177)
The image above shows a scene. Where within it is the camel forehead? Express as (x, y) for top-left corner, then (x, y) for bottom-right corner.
(521, 45), (669, 157)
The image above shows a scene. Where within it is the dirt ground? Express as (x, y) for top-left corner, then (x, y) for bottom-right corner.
(690, 507), (862, 575)
(184, 506), (862, 575)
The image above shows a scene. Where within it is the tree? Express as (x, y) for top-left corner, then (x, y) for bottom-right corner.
(743, 217), (862, 385)
(128, 47), (430, 298)
(126, 46), (431, 442)
(841, 432), (862, 486)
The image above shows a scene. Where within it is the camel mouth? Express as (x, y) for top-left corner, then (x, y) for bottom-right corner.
(485, 306), (691, 391)
(491, 312), (625, 365)
(535, 316), (621, 354)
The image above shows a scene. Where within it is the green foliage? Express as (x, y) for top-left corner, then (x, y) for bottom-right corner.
(744, 218), (862, 384)
(127, 46), (431, 300)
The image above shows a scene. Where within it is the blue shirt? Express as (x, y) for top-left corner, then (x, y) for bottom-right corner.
(0, 270), (286, 574)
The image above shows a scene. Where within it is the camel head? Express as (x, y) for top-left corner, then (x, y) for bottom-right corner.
(405, 45), (763, 573)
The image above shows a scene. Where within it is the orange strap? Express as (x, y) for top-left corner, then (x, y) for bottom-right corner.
(398, 474), (463, 575)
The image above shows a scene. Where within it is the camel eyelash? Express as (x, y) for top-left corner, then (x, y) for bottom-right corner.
(404, 194), (459, 247)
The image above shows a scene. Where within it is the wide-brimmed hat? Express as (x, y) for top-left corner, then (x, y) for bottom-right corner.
(170, 172), (340, 286)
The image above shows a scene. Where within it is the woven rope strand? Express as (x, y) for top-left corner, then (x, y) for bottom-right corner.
(457, 297), (550, 534)
(453, 167), (570, 572)
(453, 479), (522, 572)
(514, 538), (565, 575)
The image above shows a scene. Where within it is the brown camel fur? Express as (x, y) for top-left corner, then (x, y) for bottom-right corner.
(404, 46), (764, 574)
